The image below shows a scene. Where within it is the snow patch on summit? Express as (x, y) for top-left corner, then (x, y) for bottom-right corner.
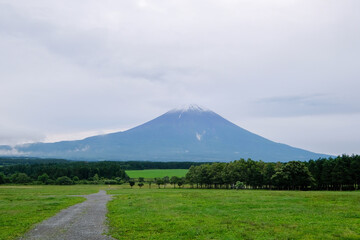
(170, 104), (210, 114)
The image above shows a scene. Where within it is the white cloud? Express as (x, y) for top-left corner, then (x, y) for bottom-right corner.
(0, 147), (29, 156)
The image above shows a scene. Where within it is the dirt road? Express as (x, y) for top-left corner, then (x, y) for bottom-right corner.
(20, 190), (114, 240)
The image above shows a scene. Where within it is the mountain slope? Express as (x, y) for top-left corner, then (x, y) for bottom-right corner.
(3, 105), (330, 162)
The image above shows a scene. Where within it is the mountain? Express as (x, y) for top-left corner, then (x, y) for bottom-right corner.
(1, 105), (330, 162)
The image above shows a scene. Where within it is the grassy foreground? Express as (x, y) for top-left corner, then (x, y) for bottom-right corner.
(0, 185), (106, 240)
(126, 169), (188, 179)
(1, 185), (359, 240)
(107, 189), (360, 240)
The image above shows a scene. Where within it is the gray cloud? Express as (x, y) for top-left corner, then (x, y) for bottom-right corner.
(0, 0), (359, 155)
(252, 94), (360, 117)
(0, 123), (45, 145)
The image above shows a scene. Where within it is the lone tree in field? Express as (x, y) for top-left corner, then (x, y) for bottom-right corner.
(129, 180), (135, 189)
(138, 177), (145, 188)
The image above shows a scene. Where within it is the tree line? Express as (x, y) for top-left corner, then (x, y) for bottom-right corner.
(127, 176), (186, 189)
(114, 161), (208, 170)
(0, 161), (129, 185)
(0, 157), (206, 169)
(307, 155), (360, 190)
(1, 155), (359, 190)
(0, 157), (69, 166)
(185, 155), (360, 190)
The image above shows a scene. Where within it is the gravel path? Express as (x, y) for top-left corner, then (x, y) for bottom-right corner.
(20, 190), (115, 240)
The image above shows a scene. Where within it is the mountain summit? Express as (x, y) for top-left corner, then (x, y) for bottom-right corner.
(169, 104), (209, 113)
(3, 105), (330, 162)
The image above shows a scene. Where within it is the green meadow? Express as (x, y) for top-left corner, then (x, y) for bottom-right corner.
(1, 185), (359, 240)
(126, 169), (188, 179)
(107, 188), (360, 240)
(0, 185), (106, 240)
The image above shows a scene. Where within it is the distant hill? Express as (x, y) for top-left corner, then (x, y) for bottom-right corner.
(0, 104), (331, 162)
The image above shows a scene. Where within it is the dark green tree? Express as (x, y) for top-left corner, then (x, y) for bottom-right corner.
(170, 176), (179, 188)
(272, 161), (314, 190)
(0, 172), (5, 184)
(209, 163), (225, 188)
(321, 158), (335, 190)
(129, 180), (135, 189)
(38, 173), (49, 184)
(186, 166), (197, 188)
(163, 176), (170, 188)
(350, 155), (360, 190)
(55, 176), (73, 185)
(155, 178), (164, 188)
(14, 173), (31, 184)
(177, 177), (185, 188)
(263, 162), (276, 189)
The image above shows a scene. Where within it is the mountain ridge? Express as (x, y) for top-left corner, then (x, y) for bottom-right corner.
(0, 105), (331, 162)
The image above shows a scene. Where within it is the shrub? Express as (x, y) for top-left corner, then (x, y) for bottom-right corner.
(46, 179), (55, 185)
(32, 181), (43, 185)
(105, 180), (118, 185)
(13, 173), (32, 184)
(38, 173), (49, 184)
(235, 181), (245, 190)
(55, 176), (73, 185)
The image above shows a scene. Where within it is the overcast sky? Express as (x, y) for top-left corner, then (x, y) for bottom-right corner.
(1, 0), (359, 156)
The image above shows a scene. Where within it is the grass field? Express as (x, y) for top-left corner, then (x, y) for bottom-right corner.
(126, 169), (188, 179)
(0, 185), (107, 240)
(107, 189), (360, 240)
(1, 185), (359, 240)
